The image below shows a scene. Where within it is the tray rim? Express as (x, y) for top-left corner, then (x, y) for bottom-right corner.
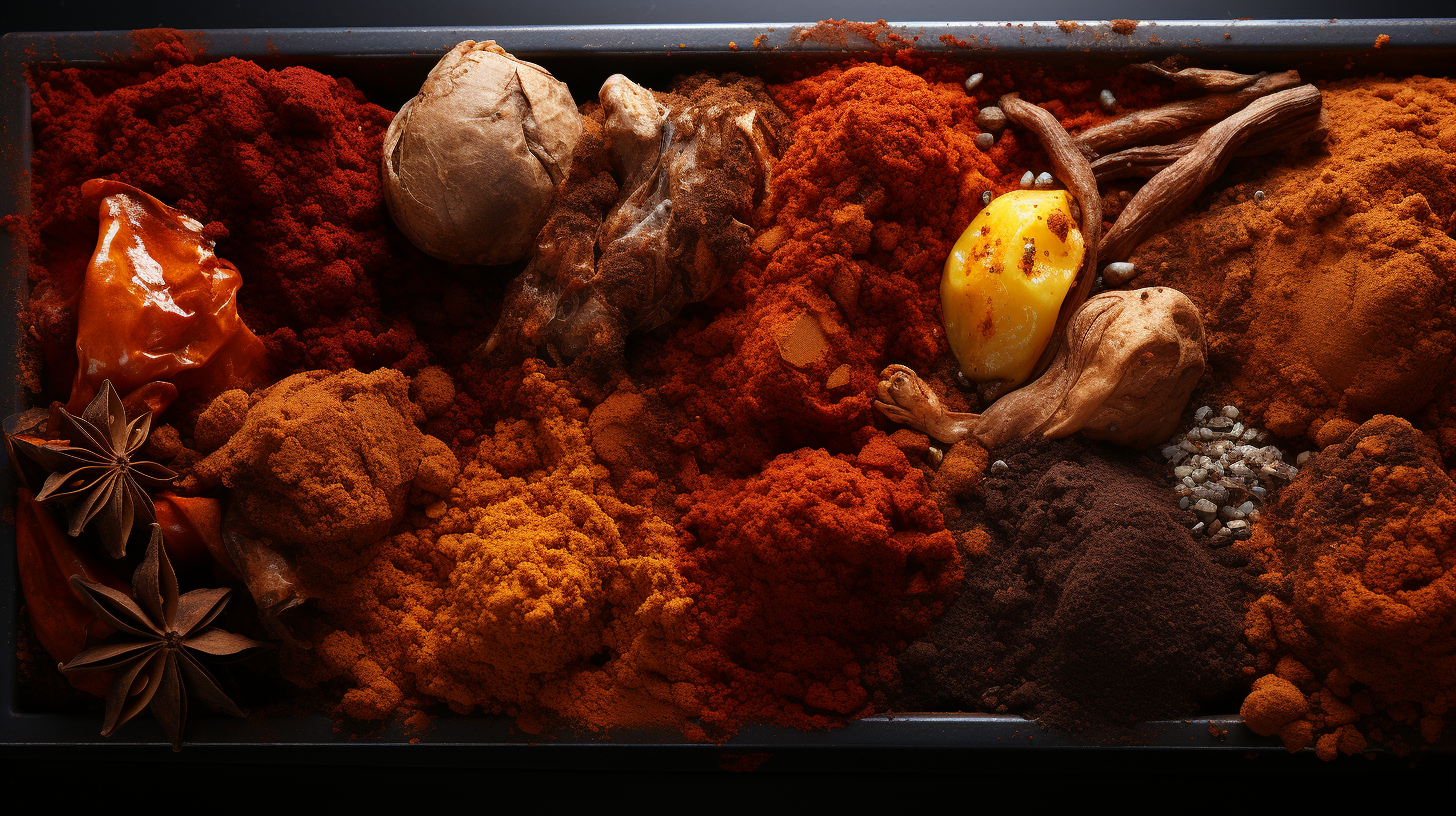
(3, 19), (1454, 754)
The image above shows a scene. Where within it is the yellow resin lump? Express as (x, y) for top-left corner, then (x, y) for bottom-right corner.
(942, 190), (1084, 390)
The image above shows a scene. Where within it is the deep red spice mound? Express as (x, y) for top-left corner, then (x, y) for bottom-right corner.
(679, 434), (962, 734)
(23, 43), (438, 396)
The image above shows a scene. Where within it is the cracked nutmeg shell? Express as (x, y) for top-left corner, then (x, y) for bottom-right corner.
(382, 40), (584, 266)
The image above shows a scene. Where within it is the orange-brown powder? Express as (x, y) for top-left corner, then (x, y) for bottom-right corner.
(1131, 77), (1456, 453)
(287, 367), (697, 732)
(1237, 415), (1456, 757)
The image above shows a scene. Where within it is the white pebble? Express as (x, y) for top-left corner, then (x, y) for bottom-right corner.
(1222, 406), (1239, 419)
(1193, 499), (1218, 515)
(981, 190), (994, 205)
(1103, 261), (1134, 280)
(1237, 501), (1255, 516)
(1190, 521), (1206, 535)
(1195, 406), (1212, 422)
(1254, 190), (1266, 202)
(991, 459), (1009, 472)
(1098, 89), (1116, 112)
(1173, 466), (1193, 479)
(1033, 171), (1055, 189)
(964, 72), (984, 91)
(1191, 468), (1208, 484)
(1019, 170), (1035, 189)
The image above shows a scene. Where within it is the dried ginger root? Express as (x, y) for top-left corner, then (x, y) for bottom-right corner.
(876, 288), (1206, 449)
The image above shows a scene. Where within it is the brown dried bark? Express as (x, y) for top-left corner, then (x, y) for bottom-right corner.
(1132, 63), (1263, 92)
(999, 93), (1103, 382)
(1091, 108), (1328, 183)
(1075, 70), (1301, 157)
(1099, 84), (1324, 276)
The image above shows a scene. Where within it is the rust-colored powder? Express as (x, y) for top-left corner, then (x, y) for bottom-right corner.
(1238, 415), (1456, 757)
(1131, 78), (1456, 453)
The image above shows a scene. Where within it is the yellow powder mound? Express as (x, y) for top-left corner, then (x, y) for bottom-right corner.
(1132, 77), (1456, 447)
(298, 367), (697, 732)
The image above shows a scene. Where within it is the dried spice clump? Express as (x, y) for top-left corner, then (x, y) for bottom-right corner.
(1238, 415), (1456, 758)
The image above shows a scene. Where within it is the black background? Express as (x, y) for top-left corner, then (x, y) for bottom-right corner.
(4, 0), (1456, 806)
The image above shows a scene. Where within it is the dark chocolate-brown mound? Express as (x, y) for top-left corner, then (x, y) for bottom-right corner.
(897, 435), (1253, 730)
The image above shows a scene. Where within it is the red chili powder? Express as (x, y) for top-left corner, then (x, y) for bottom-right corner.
(21, 36), (442, 398)
(679, 432), (961, 734)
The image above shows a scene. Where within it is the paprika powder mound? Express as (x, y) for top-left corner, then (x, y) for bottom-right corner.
(897, 435), (1253, 730)
(1238, 415), (1456, 757)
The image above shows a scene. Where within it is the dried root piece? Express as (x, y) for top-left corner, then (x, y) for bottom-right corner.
(998, 94), (1103, 382)
(876, 288), (1206, 450)
(1091, 108), (1328, 183)
(1075, 70), (1301, 157)
(1132, 63), (1262, 92)
(1100, 84), (1323, 274)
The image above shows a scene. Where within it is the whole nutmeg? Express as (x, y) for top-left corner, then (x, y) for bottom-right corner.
(382, 40), (583, 265)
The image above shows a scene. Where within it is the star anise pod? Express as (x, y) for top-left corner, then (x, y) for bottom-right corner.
(60, 524), (267, 751)
(12, 380), (176, 558)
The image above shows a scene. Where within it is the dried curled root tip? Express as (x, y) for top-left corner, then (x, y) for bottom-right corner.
(874, 365), (978, 445)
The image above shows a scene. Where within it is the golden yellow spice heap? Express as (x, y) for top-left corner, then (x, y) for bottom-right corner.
(291, 367), (697, 731)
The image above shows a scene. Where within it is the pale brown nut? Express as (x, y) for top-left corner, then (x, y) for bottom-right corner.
(1099, 84), (1324, 277)
(875, 288), (1206, 450)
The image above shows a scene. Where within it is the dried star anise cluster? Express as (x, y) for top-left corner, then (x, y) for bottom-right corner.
(8, 380), (176, 558)
(60, 524), (266, 750)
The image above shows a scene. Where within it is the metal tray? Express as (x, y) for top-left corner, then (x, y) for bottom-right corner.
(3, 19), (1454, 758)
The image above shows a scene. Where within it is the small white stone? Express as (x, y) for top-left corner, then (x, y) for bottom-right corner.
(1033, 171), (1055, 189)
(1191, 468), (1208, 484)
(964, 72), (984, 91)
(981, 190), (994, 205)
(1222, 405), (1239, 419)
(991, 459), (1009, 472)
(1195, 406), (1212, 422)
(1098, 88), (1116, 112)
(1103, 261), (1134, 279)
(1173, 466), (1193, 479)
(1019, 170), (1035, 189)
(1254, 190), (1266, 202)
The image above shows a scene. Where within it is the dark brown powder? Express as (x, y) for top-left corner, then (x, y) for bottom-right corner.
(897, 435), (1254, 730)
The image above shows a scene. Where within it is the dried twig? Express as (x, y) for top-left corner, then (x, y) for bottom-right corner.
(1132, 63), (1263, 92)
(1099, 84), (1324, 277)
(998, 93), (1102, 382)
(1075, 70), (1301, 157)
(1091, 108), (1327, 183)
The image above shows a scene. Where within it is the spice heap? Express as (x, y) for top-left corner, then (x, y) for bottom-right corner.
(898, 435), (1252, 730)
(1131, 77), (1456, 451)
(681, 435), (962, 732)
(284, 369), (698, 733)
(1238, 416), (1456, 758)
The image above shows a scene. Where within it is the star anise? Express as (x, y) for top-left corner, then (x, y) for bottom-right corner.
(60, 524), (267, 751)
(12, 380), (176, 558)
